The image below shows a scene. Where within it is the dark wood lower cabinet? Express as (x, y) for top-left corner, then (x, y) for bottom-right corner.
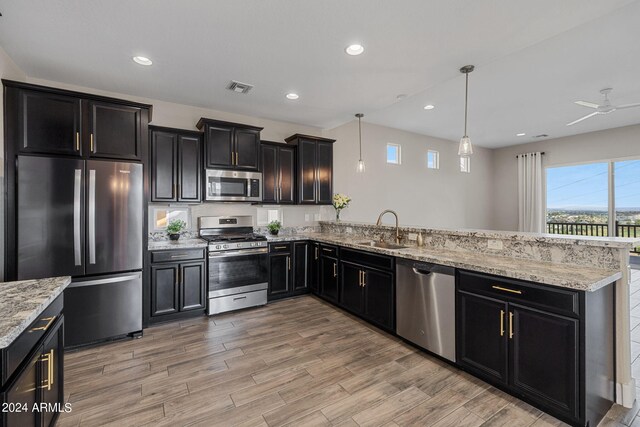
(456, 270), (613, 427)
(292, 242), (310, 293)
(362, 268), (394, 330)
(1, 300), (65, 427)
(320, 255), (339, 302)
(340, 261), (364, 314)
(268, 251), (291, 299)
(268, 241), (312, 301)
(149, 250), (206, 322)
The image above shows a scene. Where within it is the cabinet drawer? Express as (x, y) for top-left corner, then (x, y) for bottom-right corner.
(341, 248), (395, 271)
(151, 249), (205, 263)
(269, 242), (292, 253)
(458, 270), (580, 317)
(3, 294), (63, 385)
(319, 244), (338, 258)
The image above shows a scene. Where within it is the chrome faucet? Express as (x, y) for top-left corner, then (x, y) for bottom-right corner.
(376, 210), (403, 244)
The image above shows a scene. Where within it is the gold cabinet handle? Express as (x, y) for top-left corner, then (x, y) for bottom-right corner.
(509, 312), (514, 339)
(362, 271), (366, 287)
(90, 133), (94, 153)
(273, 245), (288, 250)
(492, 285), (522, 295)
(287, 256), (291, 271)
(40, 349), (53, 390)
(236, 151), (239, 165)
(499, 310), (505, 337)
(31, 316), (56, 332)
(175, 268), (179, 286)
(358, 270), (363, 287)
(333, 262), (337, 278)
(322, 248), (333, 253)
(315, 247), (318, 260)
(76, 132), (80, 151)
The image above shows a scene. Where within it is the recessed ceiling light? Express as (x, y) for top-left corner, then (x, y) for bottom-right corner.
(132, 56), (152, 66)
(286, 93), (299, 100)
(345, 44), (364, 56)
(516, 132), (526, 136)
(423, 104), (435, 110)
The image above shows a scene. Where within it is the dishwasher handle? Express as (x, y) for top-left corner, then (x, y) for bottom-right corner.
(400, 259), (455, 276)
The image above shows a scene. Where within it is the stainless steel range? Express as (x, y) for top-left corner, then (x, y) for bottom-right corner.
(199, 216), (268, 315)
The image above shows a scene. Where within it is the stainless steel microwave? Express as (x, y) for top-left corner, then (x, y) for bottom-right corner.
(205, 169), (262, 202)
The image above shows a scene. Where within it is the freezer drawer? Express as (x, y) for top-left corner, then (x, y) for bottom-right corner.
(64, 272), (142, 347)
(396, 259), (456, 362)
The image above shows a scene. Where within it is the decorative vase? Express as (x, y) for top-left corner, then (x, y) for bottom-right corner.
(169, 233), (180, 241)
(269, 229), (279, 236)
(335, 209), (341, 222)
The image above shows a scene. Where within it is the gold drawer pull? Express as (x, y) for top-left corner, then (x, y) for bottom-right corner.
(322, 248), (333, 253)
(170, 254), (191, 258)
(40, 349), (54, 390)
(491, 285), (522, 295)
(273, 245), (288, 250)
(499, 310), (505, 337)
(333, 263), (337, 278)
(31, 316), (56, 332)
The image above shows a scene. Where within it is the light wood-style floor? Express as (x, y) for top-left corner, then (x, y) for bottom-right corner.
(58, 271), (640, 427)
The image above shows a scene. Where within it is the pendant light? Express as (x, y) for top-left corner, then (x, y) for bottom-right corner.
(458, 65), (475, 156)
(355, 113), (365, 173)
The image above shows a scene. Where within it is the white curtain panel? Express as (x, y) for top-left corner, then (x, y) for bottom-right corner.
(517, 152), (544, 233)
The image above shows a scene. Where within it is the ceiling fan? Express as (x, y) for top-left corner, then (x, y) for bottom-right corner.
(567, 88), (640, 126)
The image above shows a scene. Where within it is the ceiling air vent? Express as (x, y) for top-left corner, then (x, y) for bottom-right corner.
(226, 80), (254, 94)
(533, 134), (549, 138)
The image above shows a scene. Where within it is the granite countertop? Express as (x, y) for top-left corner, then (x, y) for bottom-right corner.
(148, 238), (208, 251)
(266, 233), (622, 292)
(0, 276), (71, 349)
(319, 220), (640, 249)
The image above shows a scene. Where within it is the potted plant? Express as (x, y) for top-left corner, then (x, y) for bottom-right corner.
(167, 219), (186, 241)
(332, 193), (351, 221)
(267, 220), (281, 236)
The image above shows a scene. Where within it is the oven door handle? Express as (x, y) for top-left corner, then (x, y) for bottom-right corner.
(209, 248), (268, 258)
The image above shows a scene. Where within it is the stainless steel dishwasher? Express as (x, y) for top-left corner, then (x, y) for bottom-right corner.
(396, 258), (456, 362)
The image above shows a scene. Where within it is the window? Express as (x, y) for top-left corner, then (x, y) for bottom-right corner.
(460, 156), (470, 173)
(386, 143), (401, 165)
(427, 150), (439, 169)
(257, 207), (283, 226)
(151, 207), (189, 231)
(546, 159), (640, 243)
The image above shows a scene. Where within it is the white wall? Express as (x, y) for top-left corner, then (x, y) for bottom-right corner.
(0, 46), (26, 280)
(491, 124), (640, 231)
(323, 120), (495, 229)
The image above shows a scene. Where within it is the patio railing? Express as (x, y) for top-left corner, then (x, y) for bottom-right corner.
(546, 221), (640, 254)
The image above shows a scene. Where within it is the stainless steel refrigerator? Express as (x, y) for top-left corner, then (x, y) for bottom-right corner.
(17, 155), (143, 347)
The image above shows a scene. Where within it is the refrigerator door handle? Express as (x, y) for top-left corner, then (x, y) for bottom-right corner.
(70, 273), (141, 287)
(73, 169), (82, 266)
(88, 169), (96, 264)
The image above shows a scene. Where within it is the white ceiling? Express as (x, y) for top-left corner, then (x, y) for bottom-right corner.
(0, 0), (639, 148)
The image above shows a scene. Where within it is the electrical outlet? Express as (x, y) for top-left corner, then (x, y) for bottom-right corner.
(305, 214), (310, 221)
(408, 233), (418, 240)
(487, 239), (503, 250)
(314, 213), (320, 221)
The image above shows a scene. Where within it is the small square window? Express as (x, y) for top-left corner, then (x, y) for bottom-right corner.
(427, 150), (439, 169)
(460, 156), (471, 173)
(386, 143), (401, 164)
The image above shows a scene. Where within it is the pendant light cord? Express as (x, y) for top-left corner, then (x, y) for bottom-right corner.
(358, 115), (362, 160)
(464, 72), (469, 137)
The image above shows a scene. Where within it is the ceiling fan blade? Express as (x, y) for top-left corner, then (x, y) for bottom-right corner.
(616, 103), (640, 110)
(567, 111), (599, 126)
(575, 101), (599, 109)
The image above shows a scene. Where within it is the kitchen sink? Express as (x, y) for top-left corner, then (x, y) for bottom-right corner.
(355, 240), (408, 250)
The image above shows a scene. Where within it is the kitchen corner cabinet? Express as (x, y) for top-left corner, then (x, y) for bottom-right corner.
(339, 248), (395, 331)
(1, 296), (64, 427)
(150, 126), (202, 202)
(284, 134), (335, 205)
(268, 242), (310, 301)
(149, 249), (206, 322)
(196, 118), (262, 171)
(5, 81), (149, 160)
(260, 142), (296, 204)
(456, 270), (614, 427)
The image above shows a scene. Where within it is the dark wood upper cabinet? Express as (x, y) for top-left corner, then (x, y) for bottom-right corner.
(87, 101), (142, 160)
(197, 118), (263, 171)
(150, 126), (202, 203)
(260, 142), (296, 204)
(285, 134), (335, 205)
(5, 80), (151, 162)
(18, 89), (82, 156)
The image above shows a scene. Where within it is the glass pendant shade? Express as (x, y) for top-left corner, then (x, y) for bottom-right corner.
(458, 136), (473, 156)
(356, 159), (366, 173)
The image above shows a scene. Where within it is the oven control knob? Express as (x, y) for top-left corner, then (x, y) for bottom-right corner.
(223, 244), (229, 249)
(215, 245), (221, 250)
(237, 243), (242, 248)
